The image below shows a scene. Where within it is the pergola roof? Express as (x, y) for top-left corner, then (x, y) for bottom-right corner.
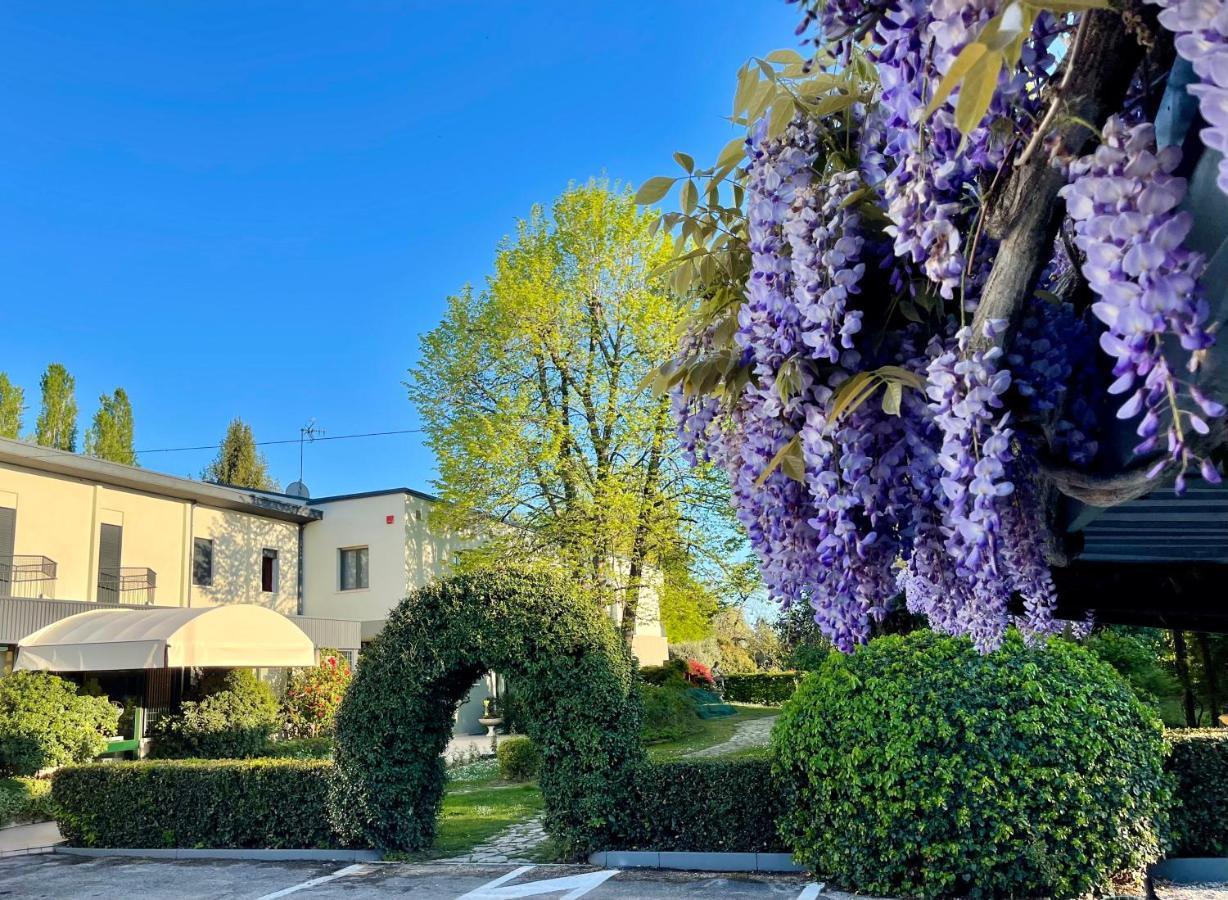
(14, 604), (316, 672)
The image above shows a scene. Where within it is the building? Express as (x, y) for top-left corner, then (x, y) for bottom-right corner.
(0, 436), (668, 732)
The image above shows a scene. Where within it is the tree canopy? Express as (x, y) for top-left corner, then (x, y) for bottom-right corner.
(0, 374), (23, 440)
(202, 418), (278, 490)
(33, 363), (77, 452)
(84, 388), (136, 466)
(644, 2), (1228, 652)
(409, 181), (737, 642)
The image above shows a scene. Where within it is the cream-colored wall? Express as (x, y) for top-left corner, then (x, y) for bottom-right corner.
(301, 493), (467, 624)
(0, 461), (298, 610)
(191, 506), (299, 615)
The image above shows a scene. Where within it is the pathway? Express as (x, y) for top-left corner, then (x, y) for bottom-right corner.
(0, 821), (62, 858)
(441, 815), (547, 864)
(684, 714), (778, 759)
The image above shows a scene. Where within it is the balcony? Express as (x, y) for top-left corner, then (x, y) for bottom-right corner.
(97, 567), (157, 606)
(0, 555), (58, 600)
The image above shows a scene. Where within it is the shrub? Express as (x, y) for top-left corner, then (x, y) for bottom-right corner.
(497, 736), (540, 781)
(53, 759), (338, 849)
(619, 759), (786, 852)
(721, 671), (800, 705)
(151, 669), (279, 759)
(0, 776), (56, 827)
(332, 568), (644, 856)
(686, 687), (736, 718)
(639, 683), (703, 743)
(774, 631), (1171, 899)
(0, 672), (119, 776)
(639, 658), (688, 687)
(281, 649), (352, 739)
(263, 737), (333, 760)
(1167, 729), (1228, 856)
(684, 659), (715, 688)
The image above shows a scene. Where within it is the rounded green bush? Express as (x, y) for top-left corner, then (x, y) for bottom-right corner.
(0, 672), (119, 776)
(773, 631), (1170, 899)
(151, 669), (279, 759)
(332, 567), (644, 855)
(497, 736), (540, 781)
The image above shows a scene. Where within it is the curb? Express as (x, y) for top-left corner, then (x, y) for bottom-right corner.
(588, 850), (805, 873)
(54, 847), (383, 863)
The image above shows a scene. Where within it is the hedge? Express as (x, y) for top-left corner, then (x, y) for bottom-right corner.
(52, 759), (339, 849)
(0, 672), (119, 776)
(0, 776), (55, 827)
(721, 671), (800, 706)
(150, 669), (279, 759)
(619, 759), (786, 852)
(1168, 729), (1228, 856)
(333, 567), (644, 856)
(639, 683), (703, 743)
(774, 632), (1170, 899)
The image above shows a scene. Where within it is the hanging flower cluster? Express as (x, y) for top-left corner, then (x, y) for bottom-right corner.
(1059, 116), (1222, 486)
(658, 2), (1226, 653)
(1154, 0), (1228, 195)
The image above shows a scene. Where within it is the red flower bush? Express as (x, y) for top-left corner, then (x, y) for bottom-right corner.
(685, 659), (715, 688)
(281, 649), (352, 738)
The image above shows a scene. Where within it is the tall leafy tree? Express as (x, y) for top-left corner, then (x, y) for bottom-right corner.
(202, 418), (278, 490)
(0, 373), (24, 439)
(33, 363), (77, 451)
(410, 181), (733, 646)
(85, 388), (137, 465)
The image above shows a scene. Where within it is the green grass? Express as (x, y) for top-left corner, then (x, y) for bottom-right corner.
(646, 703), (779, 761)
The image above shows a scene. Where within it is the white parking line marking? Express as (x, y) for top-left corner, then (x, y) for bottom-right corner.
(252, 863), (370, 899)
(458, 866), (620, 899)
(796, 883), (825, 900)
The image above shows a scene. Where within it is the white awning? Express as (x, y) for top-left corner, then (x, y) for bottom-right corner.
(14, 605), (316, 672)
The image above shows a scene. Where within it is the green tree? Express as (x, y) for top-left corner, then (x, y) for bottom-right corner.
(0, 373), (23, 439)
(84, 388), (136, 465)
(202, 418), (278, 490)
(658, 549), (718, 643)
(33, 363), (77, 451)
(409, 181), (732, 647)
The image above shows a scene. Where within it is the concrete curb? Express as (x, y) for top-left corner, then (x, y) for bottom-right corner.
(1151, 858), (1228, 885)
(588, 850), (805, 873)
(55, 847), (383, 863)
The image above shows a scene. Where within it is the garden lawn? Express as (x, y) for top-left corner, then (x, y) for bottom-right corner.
(646, 703), (778, 761)
(393, 757), (544, 860)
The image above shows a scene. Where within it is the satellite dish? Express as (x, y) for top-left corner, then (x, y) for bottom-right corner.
(286, 481), (310, 500)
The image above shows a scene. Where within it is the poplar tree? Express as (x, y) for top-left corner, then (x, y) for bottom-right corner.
(85, 388), (137, 465)
(33, 363), (77, 451)
(202, 418), (278, 490)
(0, 373), (23, 439)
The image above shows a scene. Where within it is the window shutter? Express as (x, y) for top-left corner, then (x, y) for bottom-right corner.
(0, 507), (16, 597)
(98, 523), (122, 603)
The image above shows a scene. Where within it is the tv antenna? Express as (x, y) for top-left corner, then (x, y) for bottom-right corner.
(297, 419), (325, 485)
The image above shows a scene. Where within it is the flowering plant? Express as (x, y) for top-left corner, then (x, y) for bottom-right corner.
(685, 659), (717, 688)
(640, 0), (1226, 653)
(281, 649), (352, 739)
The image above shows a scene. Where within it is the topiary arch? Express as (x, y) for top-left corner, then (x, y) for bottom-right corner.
(330, 567), (645, 855)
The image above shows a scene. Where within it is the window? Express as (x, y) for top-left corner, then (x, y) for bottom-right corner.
(192, 538), (213, 587)
(261, 549), (278, 593)
(340, 547), (369, 591)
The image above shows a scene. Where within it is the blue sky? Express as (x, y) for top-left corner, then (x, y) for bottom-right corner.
(1, 1), (798, 496)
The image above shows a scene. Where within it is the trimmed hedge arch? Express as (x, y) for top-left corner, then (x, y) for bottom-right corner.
(331, 567), (645, 855)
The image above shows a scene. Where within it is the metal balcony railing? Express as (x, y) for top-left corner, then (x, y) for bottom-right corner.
(0, 555), (58, 599)
(97, 567), (157, 605)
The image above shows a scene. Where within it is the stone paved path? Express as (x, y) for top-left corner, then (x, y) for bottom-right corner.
(441, 815), (547, 864)
(684, 714), (779, 759)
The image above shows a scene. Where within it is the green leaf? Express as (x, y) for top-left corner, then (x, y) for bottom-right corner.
(717, 136), (746, 171)
(925, 42), (988, 118)
(955, 50), (1003, 137)
(874, 365), (926, 391)
(635, 177), (676, 206)
(754, 434), (802, 488)
(827, 372), (879, 427)
(767, 96), (796, 139)
(766, 48), (805, 66)
(881, 381), (903, 416)
(673, 151), (695, 174)
(681, 180), (698, 215)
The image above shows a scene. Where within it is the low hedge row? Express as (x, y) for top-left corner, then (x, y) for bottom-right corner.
(0, 776), (55, 827)
(720, 672), (800, 706)
(619, 758), (786, 853)
(52, 759), (339, 849)
(1168, 729), (1228, 856)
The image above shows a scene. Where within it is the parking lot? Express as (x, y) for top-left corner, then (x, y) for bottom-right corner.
(1, 855), (823, 899)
